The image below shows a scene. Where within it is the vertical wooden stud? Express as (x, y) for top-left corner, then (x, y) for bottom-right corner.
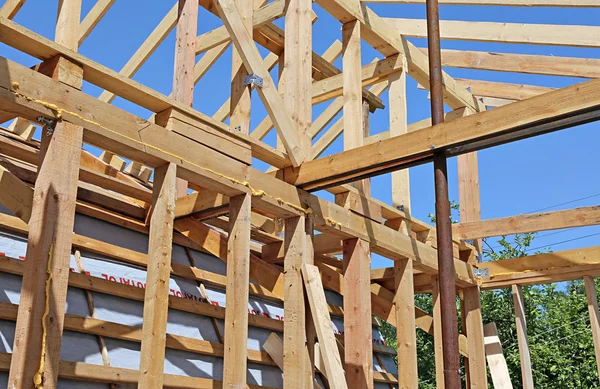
(284, 216), (308, 389)
(230, 0), (252, 135)
(223, 194), (252, 387)
(394, 258), (418, 388)
(171, 0), (198, 197)
(432, 276), (445, 389)
(463, 286), (488, 388)
(343, 238), (373, 389)
(512, 284), (534, 389)
(8, 2), (83, 388)
(389, 61), (410, 212)
(584, 276), (600, 382)
(138, 162), (177, 389)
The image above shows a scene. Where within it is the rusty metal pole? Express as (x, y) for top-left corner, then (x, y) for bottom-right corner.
(426, 0), (462, 387)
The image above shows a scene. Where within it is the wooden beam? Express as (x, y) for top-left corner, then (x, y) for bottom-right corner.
(9, 3), (83, 386)
(364, 0), (599, 5)
(343, 238), (373, 389)
(284, 215), (309, 388)
(388, 59), (409, 211)
(484, 323), (514, 389)
(280, 77), (600, 190)
(0, 164), (33, 223)
(0, 0), (27, 19)
(230, 0), (253, 135)
(419, 78), (555, 101)
(284, 0), (313, 155)
(454, 205), (600, 240)
(512, 285), (534, 389)
(394, 257), (418, 387)
(463, 286), (488, 388)
(385, 18), (600, 48)
(78, 0), (116, 45)
(425, 49), (600, 79)
(212, 0), (308, 166)
(223, 194), (252, 387)
(584, 276), (600, 382)
(138, 163), (177, 389)
(432, 276), (444, 389)
(302, 263), (349, 389)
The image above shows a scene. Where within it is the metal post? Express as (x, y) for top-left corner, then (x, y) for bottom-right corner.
(426, 0), (462, 387)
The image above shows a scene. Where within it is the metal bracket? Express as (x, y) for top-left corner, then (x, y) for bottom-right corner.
(37, 116), (57, 136)
(473, 268), (489, 279)
(243, 74), (264, 88)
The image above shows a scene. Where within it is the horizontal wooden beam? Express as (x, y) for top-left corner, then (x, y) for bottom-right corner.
(454, 205), (600, 240)
(419, 79), (554, 101)
(0, 351), (275, 389)
(480, 245), (600, 289)
(280, 77), (600, 190)
(385, 18), (600, 48)
(422, 49), (600, 79)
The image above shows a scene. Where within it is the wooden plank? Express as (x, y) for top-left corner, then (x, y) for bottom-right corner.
(138, 163), (177, 389)
(0, 164), (33, 223)
(280, 76), (600, 189)
(223, 194), (252, 387)
(365, 0), (599, 5)
(171, 0), (198, 197)
(463, 286), (488, 388)
(78, 0), (116, 45)
(385, 18), (600, 48)
(432, 276), (444, 389)
(97, 3), (178, 103)
(512, 285), (534, 389)
(212, 0), (307, 166)
(584, 276), (600, 382)
(0, 352), (277, 389)
(230, 0), (252, 135)
(394, 258), (418, 388)
(283, 0), (313, 155)
(388, 60), (409, 212)
(0, 0), (27, 19)
(343, 238), (373, 389)
(421, 78), (555, 101)
(302, 263), (348, 389)
(427, 49), (600, 79)
(7, 117), (35, 141)
(342, 20), (369, 195)
(454, 205), (600, 240)
(283, 216), (308, 389)
(484, 322), (514, 389)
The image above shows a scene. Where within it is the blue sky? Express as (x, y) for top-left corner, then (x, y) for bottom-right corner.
(2, 0), (599, 269)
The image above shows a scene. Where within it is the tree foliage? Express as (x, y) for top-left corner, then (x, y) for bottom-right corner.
(379, 207), (600, 388)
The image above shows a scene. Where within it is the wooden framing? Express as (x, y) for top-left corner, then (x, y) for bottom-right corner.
(0, 0), (599, 387)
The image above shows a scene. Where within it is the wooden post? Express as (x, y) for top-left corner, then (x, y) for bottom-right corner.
(230, 0), (252, 135)
(138, 162), (177, 389)
(456, 108), (480, 256)
(8, 2), (83, 388)
(223, 194), (252, 387)
(432, 276), (445, 389)
(304, 215), (316, 389)
(343, 238), (373, 389)
(512, 284), (534, 389)
(284, 0), (312, 156)
(584, 276), (600, 382)
(389, 61), (410, 212)
(463, 286), (488, 388)
(284, 216), (308, 389)
(394, 258), (418, 388)
(342, 20), (368, 195)
(171, 0), (198, 197)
